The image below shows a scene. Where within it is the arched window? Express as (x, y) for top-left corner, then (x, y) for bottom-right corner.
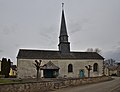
(93, 63), (98, 72)
(68, 64), (73, 73)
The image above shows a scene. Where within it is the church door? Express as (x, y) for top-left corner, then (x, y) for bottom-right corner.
(44, 70), (53, 78)
(43, 69), (59, 78)
(79, 70), (84, 78)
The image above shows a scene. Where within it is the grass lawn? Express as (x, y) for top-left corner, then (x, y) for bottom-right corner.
(0, 78), (17, 84)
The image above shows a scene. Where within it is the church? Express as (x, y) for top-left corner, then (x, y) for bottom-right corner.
(17, 4), (104, 79)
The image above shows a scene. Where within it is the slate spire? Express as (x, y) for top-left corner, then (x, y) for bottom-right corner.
(58, 3), (70, 53)
(59, 3), (68, 37)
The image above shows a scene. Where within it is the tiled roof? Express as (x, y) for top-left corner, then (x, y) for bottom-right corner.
(42, 61), (59, 70)
(11, 65), (17, 70)
(108, 66), (118, 71)
(60, 9), (68, 36)
(17, 49), (104, 60)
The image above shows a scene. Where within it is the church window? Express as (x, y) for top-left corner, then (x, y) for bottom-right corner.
(68, 64), (73, 73)
(93, 63), (98, 72)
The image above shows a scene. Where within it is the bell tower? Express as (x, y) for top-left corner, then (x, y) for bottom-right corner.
(58, 3), (70, 53)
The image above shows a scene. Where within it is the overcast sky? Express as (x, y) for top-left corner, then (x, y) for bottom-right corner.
(0, 0), (120, 64)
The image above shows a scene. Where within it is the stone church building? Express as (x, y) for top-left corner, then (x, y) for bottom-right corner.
(17, 5), (104, 79)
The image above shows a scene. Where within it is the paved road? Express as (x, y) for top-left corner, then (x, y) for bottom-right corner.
(50, 77), (120, 92)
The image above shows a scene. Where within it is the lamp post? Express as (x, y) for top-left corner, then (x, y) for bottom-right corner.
(85, 65), (92, 78)
(34, 60), (42, 80)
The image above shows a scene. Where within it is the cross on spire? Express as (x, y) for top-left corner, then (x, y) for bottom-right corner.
(62, 3), (64, 10)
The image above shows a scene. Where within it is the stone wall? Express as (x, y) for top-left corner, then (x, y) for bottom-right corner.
(0, 77), (112, 92)
(0, 81), (54, 92)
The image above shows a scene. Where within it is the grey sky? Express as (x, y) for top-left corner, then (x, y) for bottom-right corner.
(0, 0), (120, 64)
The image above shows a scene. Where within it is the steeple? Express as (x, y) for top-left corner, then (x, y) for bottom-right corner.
(58, 3), (70, 53)
(60, 3), (68, 38)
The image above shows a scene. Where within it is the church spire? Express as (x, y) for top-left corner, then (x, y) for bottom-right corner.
(58, 3), (70, 53)
(59, 3), (68, 37)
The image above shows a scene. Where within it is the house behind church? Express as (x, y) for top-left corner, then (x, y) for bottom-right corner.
(17, 5), (104, 79)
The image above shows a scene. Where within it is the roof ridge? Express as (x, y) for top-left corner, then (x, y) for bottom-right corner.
(19, 49), (59, 52)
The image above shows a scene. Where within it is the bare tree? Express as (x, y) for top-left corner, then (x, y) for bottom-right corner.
(86, 48), (101, 54)
(94, 48), (101, 54)
(86, 48), (93, 52)
(34, 60), (42, 80)
(85, 65), (92, 78)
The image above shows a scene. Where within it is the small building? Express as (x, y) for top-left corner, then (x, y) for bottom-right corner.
(9, 65), (17, 77)
(108, 66), (117, 76)
(104, 62), (120, 77)
(117, 67), (120, 77)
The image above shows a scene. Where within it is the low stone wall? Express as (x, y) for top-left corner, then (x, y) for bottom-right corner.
(0, 76), (112, 92)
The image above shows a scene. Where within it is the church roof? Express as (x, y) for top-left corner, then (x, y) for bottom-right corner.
(17, 49), (104, 60)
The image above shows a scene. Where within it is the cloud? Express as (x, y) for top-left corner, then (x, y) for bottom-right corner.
(69, 22), (82, 34)
(0, 24), (17, 35)
(0, 50), (3, 53)
(104, 47), (120, 61)
(35, 25), (58, 49)
(69, 18), (89, 35)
